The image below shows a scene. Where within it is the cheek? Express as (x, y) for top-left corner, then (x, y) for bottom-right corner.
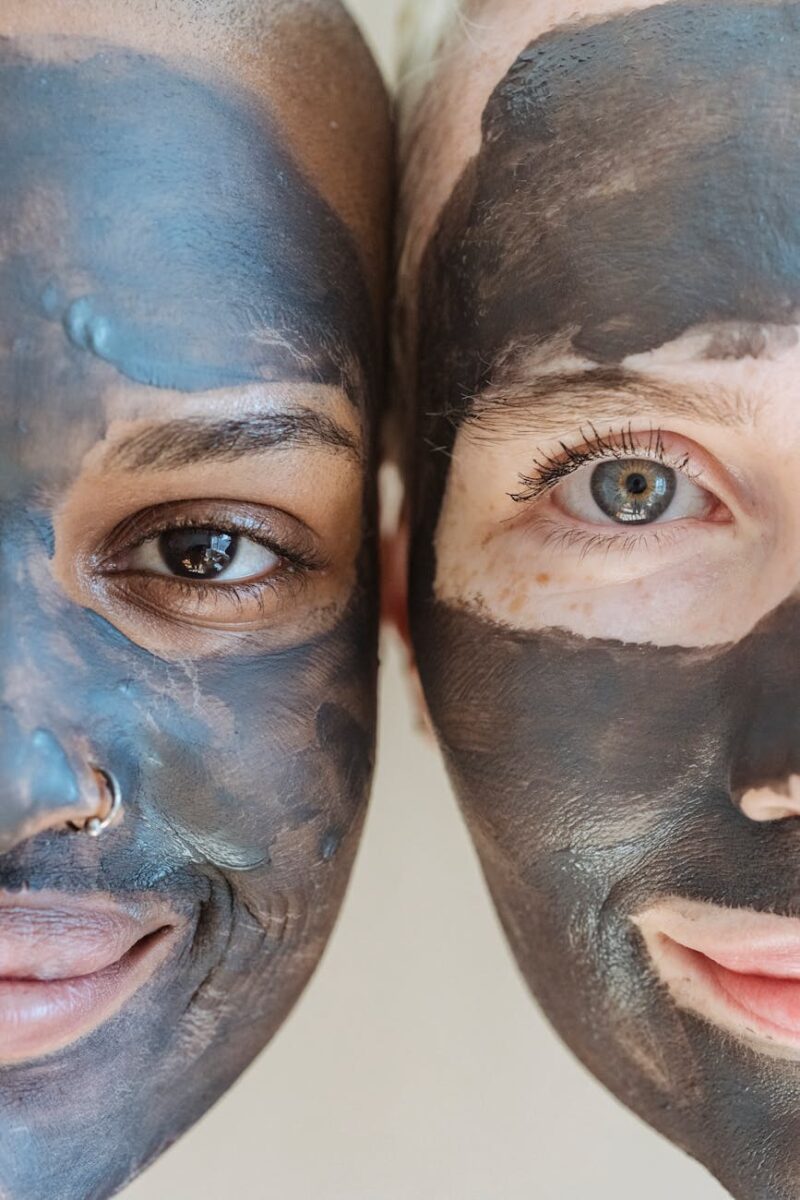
(17, 559), (373, 881)
(415, 599), (757, 896)
(414, 597), (800, 972)
(431, 620), (800, 1200)
(120, 642), (373, 888)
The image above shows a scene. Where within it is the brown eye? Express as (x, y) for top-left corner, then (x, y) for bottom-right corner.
(590, 460), (677, 524)
(126, 526), (280, 584)
(84, 500), (336, 646)
(158, 529), (237, 579)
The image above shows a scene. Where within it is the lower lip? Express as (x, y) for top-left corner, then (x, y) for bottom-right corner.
(666, 938), (800, 1047)
(0, 926), (177, 1064)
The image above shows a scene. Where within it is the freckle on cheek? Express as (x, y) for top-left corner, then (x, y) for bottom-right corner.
(567, 602), (594, 616)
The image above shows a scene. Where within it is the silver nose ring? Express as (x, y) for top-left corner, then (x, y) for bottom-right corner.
(72, 768), (123, 837)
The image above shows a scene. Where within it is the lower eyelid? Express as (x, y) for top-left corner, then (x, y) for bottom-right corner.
(117, 557), (300, 592)
(534, 487), (724, 534)
(530, 509), (713, 561)
(102, 560), (309, 621)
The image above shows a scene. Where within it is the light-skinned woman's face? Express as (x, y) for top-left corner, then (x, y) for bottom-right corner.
(398, 1), (800, 1195)
(0, 3), (389, 1197)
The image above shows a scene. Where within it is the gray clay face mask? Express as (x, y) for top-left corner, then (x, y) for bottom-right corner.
(408, 3), (800, 1196)
(0, 31), (383, 1200)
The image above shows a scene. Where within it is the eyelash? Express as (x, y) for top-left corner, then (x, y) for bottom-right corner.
(509, 423), (694, 504)
(134, 573), (303, 615)
(99, 508), (324, 600)
(533, 515), (690, 562)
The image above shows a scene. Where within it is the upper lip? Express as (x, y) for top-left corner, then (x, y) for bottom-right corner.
(636, 900), (800, 978)
(635, 898), (800, 1055)
(0, 888), (182, 980)
(0, 888), (189, 1065)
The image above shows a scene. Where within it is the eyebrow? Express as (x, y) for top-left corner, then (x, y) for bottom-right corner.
(107, 409), (361, 471)
(464, 367), (755, 439)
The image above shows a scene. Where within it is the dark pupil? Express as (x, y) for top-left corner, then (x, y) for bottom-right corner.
(626, 472), (649, 496)
(590, 459), (676, 524)
(159, 529), (237, 579)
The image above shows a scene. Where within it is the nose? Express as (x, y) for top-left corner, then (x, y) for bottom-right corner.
(0, 707), (107, 855)
(740, 776), (800, 822)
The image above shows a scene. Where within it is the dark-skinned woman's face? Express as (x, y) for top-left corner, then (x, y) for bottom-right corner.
(0, 5), (387, 1196)
(401, 2), (800, 1196)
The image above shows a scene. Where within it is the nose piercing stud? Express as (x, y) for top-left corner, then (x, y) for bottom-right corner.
(71, 768), (123, 837)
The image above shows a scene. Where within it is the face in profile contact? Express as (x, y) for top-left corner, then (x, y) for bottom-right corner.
(0, 2), (389, 1196)
(396, 2), (800, 1196)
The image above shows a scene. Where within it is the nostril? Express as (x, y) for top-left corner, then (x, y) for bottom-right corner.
(739, 776), (800, 823)
(0, 721), (119, 853)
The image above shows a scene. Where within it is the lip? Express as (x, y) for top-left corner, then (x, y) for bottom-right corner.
(635, 898), (800, 1059)
(0, 890), (185, 1065)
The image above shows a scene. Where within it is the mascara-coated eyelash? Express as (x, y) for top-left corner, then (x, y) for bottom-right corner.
(510, 424), (693, 504)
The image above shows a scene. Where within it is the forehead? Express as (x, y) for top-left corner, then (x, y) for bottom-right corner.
(415, 0), (800, 414)
(462, 322), (800, 454)
(3, 0), (391, 284)
(0, 41), (373, 407)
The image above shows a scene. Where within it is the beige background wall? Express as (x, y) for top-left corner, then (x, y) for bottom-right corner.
(125, 4), (724, 1197)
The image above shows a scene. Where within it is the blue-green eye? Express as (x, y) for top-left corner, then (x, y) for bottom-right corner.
(590, 459), (676, 524)
(553, 453), (714, 527)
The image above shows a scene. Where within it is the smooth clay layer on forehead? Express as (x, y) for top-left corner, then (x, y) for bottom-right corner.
(2, 0), (391, 285)
(0, 38), (374, 404)
(416, 0), (800, 427)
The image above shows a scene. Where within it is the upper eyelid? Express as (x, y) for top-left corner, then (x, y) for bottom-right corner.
(121, 515), (275, 556)
(99, 503), (279, 556)
(115, 530), (321, 578)
(509, 426), (701, 505)
(95, 499), (325, 572)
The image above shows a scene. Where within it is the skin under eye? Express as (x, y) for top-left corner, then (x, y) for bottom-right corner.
(556, 457), (715, 526)
(127, 527), (280, 584)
